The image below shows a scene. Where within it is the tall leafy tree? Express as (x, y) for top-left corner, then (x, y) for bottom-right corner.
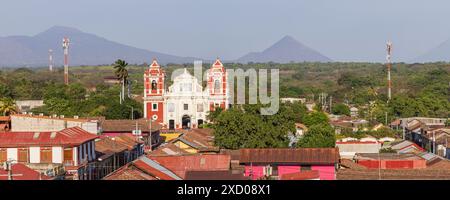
(332, 103), (350, 116)
(0, 98), (17, 116)
(113, 59), (129, 100)
(301, 111), (329, 127)
(297, 124), (336, 148)
(212, 104), (295, 149)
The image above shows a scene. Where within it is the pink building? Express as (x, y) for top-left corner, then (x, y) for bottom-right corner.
(239, 148), (340, 180)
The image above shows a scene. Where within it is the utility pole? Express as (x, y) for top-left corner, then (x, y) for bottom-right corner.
(3, 161), (13, 180)
(402, 118), (406, 140)
(148, 118), (153, 151)
(62, 37), (70, 85)
(48, 49), (53, 72)
(386, 41), (393, 102)
(329, 96), (332, 113)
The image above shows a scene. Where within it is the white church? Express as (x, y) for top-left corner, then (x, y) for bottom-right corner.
(143, 59), (230, 129)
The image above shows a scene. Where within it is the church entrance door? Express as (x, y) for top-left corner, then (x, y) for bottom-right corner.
(182, 115), (191, 129)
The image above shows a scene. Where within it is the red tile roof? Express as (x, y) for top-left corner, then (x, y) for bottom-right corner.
(0, 163), (50, 180)
(0, 127), (98, 148)
(103, 163), (157, 180)
(133, 160), (177, 180)
(239, 148), (340, 165)
(280, 170), (320, 180)
(95, 137), (128, 154)
(148, 154), (231, 179)
(185, 170), (249, 180)
(100, 119), (161, 132)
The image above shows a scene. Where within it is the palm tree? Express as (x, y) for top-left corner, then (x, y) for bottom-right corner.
(113, 59), (129, 102)
(0, 98), (17, 116)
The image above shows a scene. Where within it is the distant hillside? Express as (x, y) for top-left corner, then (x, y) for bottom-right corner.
(0, 26), (198, 67)
(237, 35), (332, 63)
(414, 39), (450, 62)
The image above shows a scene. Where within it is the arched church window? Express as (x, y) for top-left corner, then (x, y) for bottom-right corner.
(151, 80), (157, 90)
(214, 80), (220, 93)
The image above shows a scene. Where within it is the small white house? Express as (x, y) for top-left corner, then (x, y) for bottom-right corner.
(10, 114), (100, 134)
(0, 127), (98, 177)
(350, 107), (359, 118)
(378, 137), (396, 143)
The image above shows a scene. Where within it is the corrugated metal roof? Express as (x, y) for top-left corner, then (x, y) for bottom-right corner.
(101, 119), (160, 132)
(0, 127), (98, 147)
(148, 154), (231, 179)
(280, 170), (320, 180)
(185, 170), (249, 180)
(238, 148), (340, 165)
(0, 163), (51, 180)
(136, 156), (182, 180)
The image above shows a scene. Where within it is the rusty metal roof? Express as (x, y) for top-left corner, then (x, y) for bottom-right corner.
(185, 170), (249, 180)
(238, 148), (340, 165)
(148, 154), (231, 179)
(100, 118), (160, 132)
(0, 127), (98, 148)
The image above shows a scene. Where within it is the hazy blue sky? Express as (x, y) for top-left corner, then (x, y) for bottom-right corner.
(1, 0), (449, 62)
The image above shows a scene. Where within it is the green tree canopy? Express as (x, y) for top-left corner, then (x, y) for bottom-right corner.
(297, 124), (336, 148)
(212, 104), (295, 149)
(332, 103), (350, 116)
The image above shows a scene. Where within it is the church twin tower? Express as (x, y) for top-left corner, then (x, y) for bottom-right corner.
(143, 59), (229, 129)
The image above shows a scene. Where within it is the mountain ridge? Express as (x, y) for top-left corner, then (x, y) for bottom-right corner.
(0, 26), (199, 67)
(236, 35), (332, 63)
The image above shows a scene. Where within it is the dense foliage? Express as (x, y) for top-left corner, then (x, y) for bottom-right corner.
(296, 124), (336, 148)
(0, 61), (448, 122)
(332, 103), (350, 116)
(212, 104), (296, 149)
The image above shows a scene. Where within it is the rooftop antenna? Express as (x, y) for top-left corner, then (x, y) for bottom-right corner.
(62, 37), (70, 85)
(386, 41), (393, 101)
(48, 49), (53, 72)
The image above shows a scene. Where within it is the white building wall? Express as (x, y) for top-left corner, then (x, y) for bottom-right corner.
(11, 115), (99, 134)
(87, 142), (91, 161)
(6, 148), (18, 163)
(52, 146), (63, 164)
(90, 141), (96, 160)
(29, 147), (40, 163)
(73, 147), (78, 166)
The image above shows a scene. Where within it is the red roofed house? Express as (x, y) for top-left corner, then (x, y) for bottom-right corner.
(238, 148), (340, 180)
(105, 154), (231, 180)
(148, 154), (231, 179)
(0, 163), (51, 180)
(354, 153), (427, 169)
(0, 127), (98, 180)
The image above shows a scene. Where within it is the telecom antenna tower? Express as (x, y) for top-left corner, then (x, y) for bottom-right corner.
(386, 41), (393, 101)
(62, 37), (70, 85)
(48, 49), (53, 71)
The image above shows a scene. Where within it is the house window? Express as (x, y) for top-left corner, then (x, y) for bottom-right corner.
(197, 104), (203, 112)
(40, 147), (52, 163)
(18, 148), (28, 163)
(64, 148), (73, 165)
(184, 104), (188, 110)
(0, 148), (6, 163)
(151, 80), (157, 90)
(152, 103), (158, 111)
(183, 83), (192, 92)
(168, 103), (175, 112)
(214, 79), (220, 93)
